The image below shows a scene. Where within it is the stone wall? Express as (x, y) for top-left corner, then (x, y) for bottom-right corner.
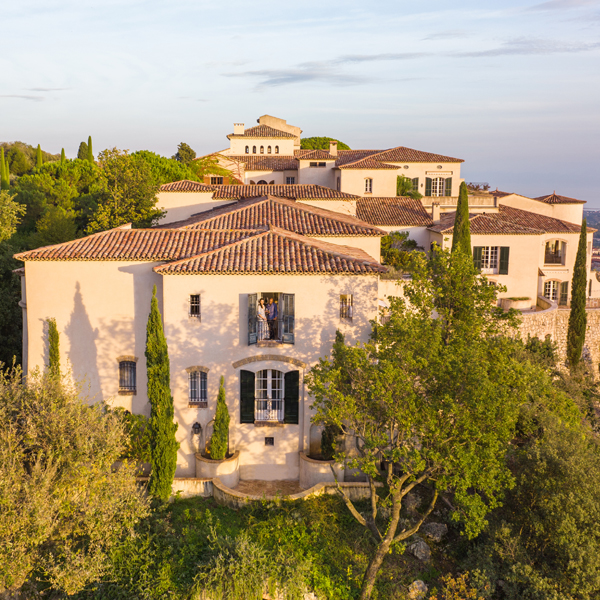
(519, 298), (600, 368)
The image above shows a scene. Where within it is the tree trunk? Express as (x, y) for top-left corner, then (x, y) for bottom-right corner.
(359, 536), (394, 600)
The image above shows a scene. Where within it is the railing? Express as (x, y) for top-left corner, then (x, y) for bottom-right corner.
(249, 317), (294, 344)
(544, 253), (563, 265)
(255, 399), (284, 422)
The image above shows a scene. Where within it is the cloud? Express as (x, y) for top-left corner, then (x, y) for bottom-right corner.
(0, 94), (44, 101)
(422, 29), (470, 40)
(454, 37), (600, 57)
(26, 87), (70, 92)
(334, 52), (431, 64)
(527, 0), (598, 10)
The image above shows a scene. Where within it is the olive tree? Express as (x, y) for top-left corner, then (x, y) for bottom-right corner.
(307, 249), (533, 600)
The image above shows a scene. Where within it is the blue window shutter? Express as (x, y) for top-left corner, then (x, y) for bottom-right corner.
(248, 293), (257, 345)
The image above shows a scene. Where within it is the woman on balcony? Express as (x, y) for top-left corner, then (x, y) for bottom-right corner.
(257, 297), (269, 340)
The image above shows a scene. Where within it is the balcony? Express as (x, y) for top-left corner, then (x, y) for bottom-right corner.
(248, 293), (295, 345)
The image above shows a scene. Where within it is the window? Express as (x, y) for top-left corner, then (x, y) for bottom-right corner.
(275, 146), (279, 154)
(245, 146), (249, 154)
(545, 240), (566, 265)
(411, 177), (419, 191)
(544, 280), (559, 301)
(473, 247), (510, 275)
(210, 176), (223, 185)
(337, 177), (340, 191)
(425, 177), (452, 197)
(267, 146), (272, 154)
(189, 370), (207, 405)
(265, 436), (274, 446)
(340, 294), (353, 320)
(252, 146), (257, 154)
(286, 176), (295, 184)
(240, 369), (299, 424)
(189, 294), (201, 318)
(365, 178), (373, 193)
(119, 361), (136, 394)
(560, 281), (569, 305)
(260, 146), (264, 154)
(257, 179), (268, 184)
(248, 292), (295, 345)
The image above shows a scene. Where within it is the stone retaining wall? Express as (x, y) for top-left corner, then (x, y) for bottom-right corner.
(518, 297), (600, 367)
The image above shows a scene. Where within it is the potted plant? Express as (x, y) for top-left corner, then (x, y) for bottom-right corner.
(195, 376), (240, 488)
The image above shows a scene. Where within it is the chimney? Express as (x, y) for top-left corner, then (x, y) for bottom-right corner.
(233, 123), (245, 135)
(431, 202), (441, 223)
(329, 140), (338, 157)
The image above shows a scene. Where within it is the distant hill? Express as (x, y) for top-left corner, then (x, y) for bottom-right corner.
(584, 210), (600, 246)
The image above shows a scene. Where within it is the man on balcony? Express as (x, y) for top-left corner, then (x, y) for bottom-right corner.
(267, 297), (278, 341)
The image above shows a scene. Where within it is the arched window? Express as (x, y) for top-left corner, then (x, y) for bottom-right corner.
(260, 146), (264, 154)
(249, 180), (256, 185)
(253, 146), (257, 154)
(275, 146), (279, 154)
(365, 178), (373, 193)
(545, 240), (566, 265)
(257, 180), (268, 184)
(245, 146), (249, 154)
(267, 146), (272, 154)
(119, 360), (136, 394)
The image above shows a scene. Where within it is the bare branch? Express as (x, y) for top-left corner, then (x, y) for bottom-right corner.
(329, 463), (368, 528)
(394, 488), (439, 543)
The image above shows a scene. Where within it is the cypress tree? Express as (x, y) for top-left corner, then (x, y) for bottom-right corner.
(146, 285), (178, 501)
(77, 141), (88, 160)
(87, 136), (94, 162)
(210, 376), (230, 460)
(36, 144), (43, 168)
(567, 219), (588, 369)
(1, 151), (9, 190)
(46, 317), (60, 378)
(451, 181), (472, 257)
(61, 148), (66, 163)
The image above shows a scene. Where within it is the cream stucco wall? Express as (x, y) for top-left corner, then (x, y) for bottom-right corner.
(161, 273), (379, 479)
(157, 192), (235, 224)
(498, 194), (584, 225)
(228, 137), (295, 156)
(377, 226), (430, 249)
(385, 162), (462, 196)
(340, 169), (398, 197)
(297, 161), (337, 187)
(245, 170), (285, 185)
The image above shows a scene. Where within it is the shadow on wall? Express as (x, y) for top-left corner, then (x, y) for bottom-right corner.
(64, 282), (101, 403)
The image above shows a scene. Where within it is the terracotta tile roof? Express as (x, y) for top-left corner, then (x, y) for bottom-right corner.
(163, 196), (385, 237)
(154, 226), (386, 275)
(371, 146), (464, 164)
(227, 125), (296, 139)
(223, 155), (299, 171)
(356, 197), (433, 227)
(160, 180), (217, 193)
(14, 228), (258, 261)
(428, 205), (586, 235)
(534, 192), (586, 205)
(329, 150), (381, 166)
(338, 157), (398, 170)
(212, 184), (359, 200)
(295, 149), (338, 161)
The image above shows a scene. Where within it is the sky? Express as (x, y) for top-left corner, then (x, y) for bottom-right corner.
(2, 0), (599, 204)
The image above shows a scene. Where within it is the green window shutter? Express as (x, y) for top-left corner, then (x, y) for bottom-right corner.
(425, 177), (432, 196)
(411, 177), (419, 191)
(473, 247), (483, 271)
(283, 370), (299, 424)
(560, 281), (569, 306)
(248, 293), (257, 345)
(240, 370), (255, 423)
(444, 178), (452, 196)
(499, 247), (510, 275)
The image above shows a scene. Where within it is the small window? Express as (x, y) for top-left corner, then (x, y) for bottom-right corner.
(210, 176), (223, 185)
(245, 146), (249, 154)
(544, 280), (559, 301)
(365, 178), (373, 193)
(318, 161), (326, 167)
(253, 146), (257, 154)
(275, 146), (279, 154)
(340, 294), (353, 320)
(560, 281), (569, 305)
(119, 361), (136, 394)
(257, 179), (268, 184)
(309, 162), (317, 167)
(189, 371), (207, 404)
(260, 146), (264, 154)
(265, 436), (274, 446)
(286, 176), (295, 184)
(267, 146), (272, 154)
(189, 294), (201, 318)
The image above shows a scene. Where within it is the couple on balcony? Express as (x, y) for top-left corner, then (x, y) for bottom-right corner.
(257, 297), (278, 341)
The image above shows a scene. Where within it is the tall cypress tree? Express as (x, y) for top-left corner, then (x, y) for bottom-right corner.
(46, 317), (60, 378)
(36, 144), (43, 168)
(451, 181), (472, 257)
(1, 150), (9, 190)
(567, 219), (588, 369)
(146, 285), (178, 501)
(210, 376), (230, 460)
(87, 136), (94, 163)
(61, 148), (66, 163)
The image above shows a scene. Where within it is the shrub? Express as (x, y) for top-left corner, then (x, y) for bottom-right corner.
(210, 376), (230, 460)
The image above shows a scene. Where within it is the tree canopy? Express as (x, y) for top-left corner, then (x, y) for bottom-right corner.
(300, 137), (350, 150)
(172, 142), (196, 165)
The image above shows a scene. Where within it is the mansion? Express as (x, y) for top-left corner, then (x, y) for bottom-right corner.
(14, 115), (599, 483)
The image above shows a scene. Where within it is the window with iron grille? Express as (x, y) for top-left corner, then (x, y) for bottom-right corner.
(189, 371), (207, 404)
(340, 294), (353, 320)
(189, 294), (201, 318)
(210, 176), (223, 185)
(365, 178), (373, 193)
(119, 361), (136, 394)
(286, 177), (295, 184)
